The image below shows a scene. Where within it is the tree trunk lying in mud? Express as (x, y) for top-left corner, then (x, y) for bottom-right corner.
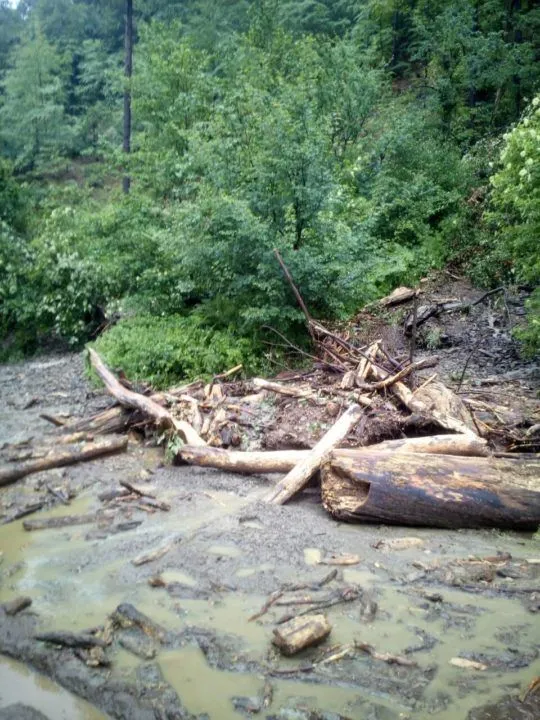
(265, 404), (364, 505)
(321, 451), (540, 530)
(179, 434), (489, 473)
(88, 349), (205, 446)
(272, 614), (332, 656)
(0, 436), (128, 487)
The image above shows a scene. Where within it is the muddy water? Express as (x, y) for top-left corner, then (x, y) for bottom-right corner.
(1, 469), (539, 718)
(0, 657), (106, 719)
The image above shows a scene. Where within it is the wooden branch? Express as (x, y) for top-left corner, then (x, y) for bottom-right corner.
(0, 436), (128, 487)
(179, 434), (489, 473)
(265, 404), (364, 505)
(274, 248), (313, 331)
(356, 357), (438, 391)
(88, 349), (205, 446)
(35, 631), (108, 649)
(322, 452), (540, 530)
(252, 378), (314, 399)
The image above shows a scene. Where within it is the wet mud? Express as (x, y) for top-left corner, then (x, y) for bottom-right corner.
(1, 354), (539, 719)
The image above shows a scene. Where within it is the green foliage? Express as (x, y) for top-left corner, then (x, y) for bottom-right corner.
(92, 314), (267, 388)
(486, 95), (540, 287)
(1, 0), (539, 374)
(0, 21), (72, 170)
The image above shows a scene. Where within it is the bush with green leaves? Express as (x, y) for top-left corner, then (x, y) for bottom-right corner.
(91, 314), (269, 388)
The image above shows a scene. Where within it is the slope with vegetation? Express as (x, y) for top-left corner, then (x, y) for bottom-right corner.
(0, 0), (538, 379)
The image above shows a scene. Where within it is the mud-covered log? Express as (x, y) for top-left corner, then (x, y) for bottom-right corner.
(23, 511), (109, 532)
(2, 596), (32, 616)
(266, 404), (364, 505)
(35, 631), (108, 649)
(272, 614), (331, 655)
(88, 349), (205, 446)
(322, 451), (540, 530)
(0, 436), (128, 487)
(179, 434), (489, 474)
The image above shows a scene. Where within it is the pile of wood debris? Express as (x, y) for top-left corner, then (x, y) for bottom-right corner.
(1, 254), (539, 531)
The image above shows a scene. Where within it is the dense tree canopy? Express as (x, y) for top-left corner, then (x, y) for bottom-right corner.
(0, 0), (538, 371)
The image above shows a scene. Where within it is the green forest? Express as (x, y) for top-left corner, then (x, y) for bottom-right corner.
(0, 0), (538, 385)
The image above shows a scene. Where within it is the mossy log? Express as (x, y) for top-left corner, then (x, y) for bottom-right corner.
(321, 451), (540, 530)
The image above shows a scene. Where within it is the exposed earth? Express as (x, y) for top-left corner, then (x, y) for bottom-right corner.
(1, 277), (539, 720)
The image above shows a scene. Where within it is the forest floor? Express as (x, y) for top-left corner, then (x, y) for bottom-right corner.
(0, 276), (539, 720)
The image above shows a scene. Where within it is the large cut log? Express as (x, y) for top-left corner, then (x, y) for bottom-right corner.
(265, 404), (364, 505)
(179, 434), (489, 474)
(321, 451), (540, 530)
(88, 349), (205, 446)
(0, 436), (128, 487)
(65, 405), (133, 435)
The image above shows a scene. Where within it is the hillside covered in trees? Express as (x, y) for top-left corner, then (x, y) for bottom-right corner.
(0, 0), (538, 382)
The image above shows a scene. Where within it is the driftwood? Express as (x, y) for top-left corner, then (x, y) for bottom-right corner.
(112, 603), (167, 641)
(23, 511), (109, 532)
(179, 433), (489, 474)
(0, 436), (128, 487)
(2, 596), (32, 616)
(272, 614), (331, 656)
(252, 378), (313, 399)
(88, 349), (205, 446)
(266, 404), (364, 505)
(356, 356), (438, 391)
(2, 502), (44, 524)
(35, 631), (108, 649)
(322, 451), (540, 530)
(131, 536), (179, 566)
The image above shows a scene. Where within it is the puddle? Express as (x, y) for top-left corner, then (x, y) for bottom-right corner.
(160, 645), (366, 720)
(0, 656), (106, 720)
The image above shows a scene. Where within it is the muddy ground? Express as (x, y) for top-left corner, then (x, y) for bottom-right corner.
(0, 349), (539, 720)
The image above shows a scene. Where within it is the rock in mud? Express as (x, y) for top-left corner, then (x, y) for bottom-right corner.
(118, 628), (157, 659)
(0, 705), (49, 720)
(467, 693), (540, 720)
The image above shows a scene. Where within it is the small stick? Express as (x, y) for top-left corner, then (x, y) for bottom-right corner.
(411, 373), (438, 396)
(39, 413), (67, 427)
(409, 294), (418, 364)
(213, 364), (243, 381)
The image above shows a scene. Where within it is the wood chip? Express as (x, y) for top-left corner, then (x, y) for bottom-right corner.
(449, 657), (488, 671)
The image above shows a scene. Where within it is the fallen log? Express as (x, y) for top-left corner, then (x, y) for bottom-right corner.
(265, 404), (364, 505)
(23, 511), (110, 532)
(356, 356), (438, 391)
(321, 451), (540, 530)
(65, 405), (133, 435)
(179, 434), (489, 474)
(0, 436), (128, 487)
(369, 356), (476, 436)
(131, 536), (179, 566)
(88, 349), (205, 446)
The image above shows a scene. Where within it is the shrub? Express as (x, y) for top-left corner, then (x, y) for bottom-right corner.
(91, 314), (270, 388)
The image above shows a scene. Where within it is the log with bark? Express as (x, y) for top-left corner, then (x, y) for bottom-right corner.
(23, 511), (111, 532)
(0, 436), (128, 487)
(179, 433), (489, 474)
(321, 451), (540, 530)
(88, 349), (205, 446)
(265, 404), (364, 505)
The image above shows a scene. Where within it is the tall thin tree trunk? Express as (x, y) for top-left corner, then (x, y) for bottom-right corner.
(123, 0), (133, 194)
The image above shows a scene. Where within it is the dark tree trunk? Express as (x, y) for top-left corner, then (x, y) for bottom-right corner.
(123, 0), (133, 194)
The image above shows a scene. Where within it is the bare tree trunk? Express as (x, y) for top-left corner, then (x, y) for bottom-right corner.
(123, 0), (133, 194)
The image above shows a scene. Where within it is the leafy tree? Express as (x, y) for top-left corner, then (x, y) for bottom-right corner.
(0, 21), (72, 169)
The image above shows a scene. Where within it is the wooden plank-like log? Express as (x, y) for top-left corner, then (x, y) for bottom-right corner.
(265, 404), (364, 505)
(88, 349), (205, 446)
(272, 614), (331, 655)
(179, 434), (489, 474)
(0, 436), (128, 487)
(321, 451), (540, 530)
